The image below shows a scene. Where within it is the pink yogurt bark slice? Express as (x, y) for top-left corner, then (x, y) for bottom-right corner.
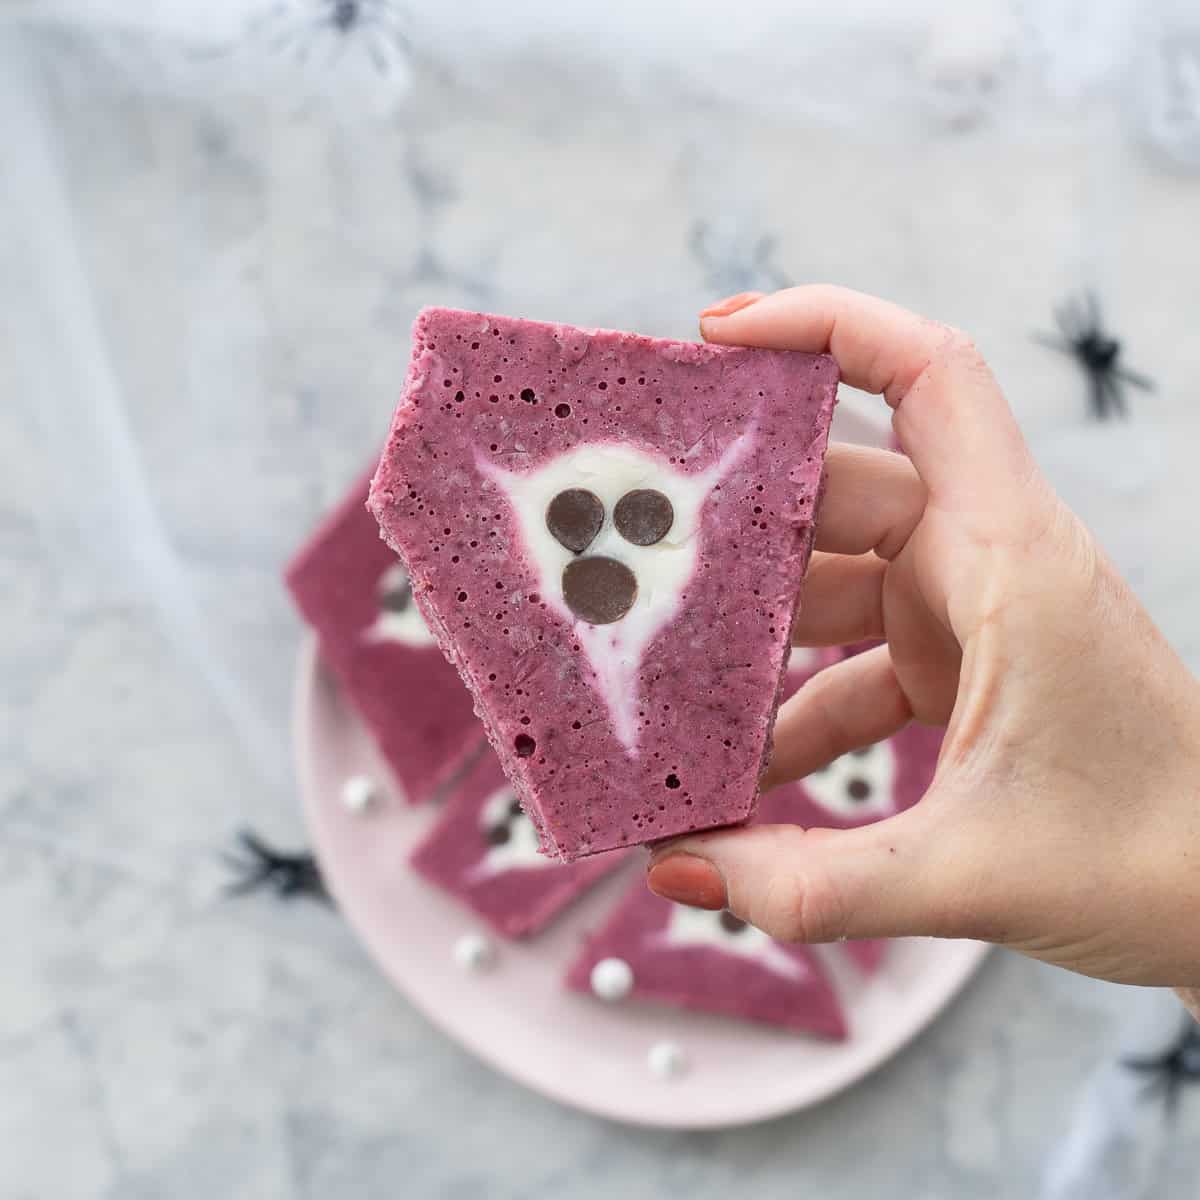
(369, 308), (838, 861)
(410, 750), (629, 938)
(286, 469), (485, 805)
(759, 721), (944, 831)
(756, 649), (944, 975)
(565, 880), (846, 1038)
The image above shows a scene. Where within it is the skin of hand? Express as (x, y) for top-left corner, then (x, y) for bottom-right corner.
(647, 284), (1200, 1000)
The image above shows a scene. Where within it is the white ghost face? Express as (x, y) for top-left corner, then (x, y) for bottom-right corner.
(661, 905), (806, 980)
(363, 562), (436, 649)
(473, 786), (553, 876)
(480, 437), (752, 753)
(803, 741), (897, 821)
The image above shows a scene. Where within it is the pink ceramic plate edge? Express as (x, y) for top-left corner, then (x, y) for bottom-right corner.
(294, 405), (990, 1129)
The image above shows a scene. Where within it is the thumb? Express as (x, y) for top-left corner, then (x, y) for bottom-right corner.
(646, 803), (972, 944)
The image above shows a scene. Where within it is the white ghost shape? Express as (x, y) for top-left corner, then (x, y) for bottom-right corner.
(480, 436), (752, 754)
(363, 562), (437, 649)
(472, 786), (554, 877)
(803, 740), (897, 821)
(661, 905), (807, 981)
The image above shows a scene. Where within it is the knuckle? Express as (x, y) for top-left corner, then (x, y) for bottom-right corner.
(753, 853), (848, 944)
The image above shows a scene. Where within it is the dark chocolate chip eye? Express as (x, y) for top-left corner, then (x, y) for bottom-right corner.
(507, 797), (523, 818)
(719, 911), (748, 934)
(378, 565), (413, 613)
(846, 778), (872, 802)
(484, 823), (511, 846)
(613, 488), (673, 546)
(546, 488), (605, 554)
(561, 556), (637, 624)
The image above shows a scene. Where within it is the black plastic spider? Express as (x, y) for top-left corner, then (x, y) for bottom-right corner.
(1124, 1017), (1200, 1117)
(223, 829), (330, 903)
(1035, 291), (1155, 421)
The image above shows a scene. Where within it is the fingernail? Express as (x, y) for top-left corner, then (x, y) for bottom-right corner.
(646, 853), (727, 910)
(699, 291), (762, 319)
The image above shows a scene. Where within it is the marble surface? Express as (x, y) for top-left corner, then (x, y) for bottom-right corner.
(5, 24), (1200, 1200)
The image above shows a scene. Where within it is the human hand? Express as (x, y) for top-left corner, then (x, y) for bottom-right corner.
(647, 285), (1200, 991)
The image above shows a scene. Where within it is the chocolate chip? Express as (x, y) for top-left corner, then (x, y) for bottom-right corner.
(484, 823), (511, 846)
(561, 556), (637, 624)
(847, 778), (872, 802)
(546, 488), (604, 554)
(719, 911), (748, 934)
(378, 567), (412, 613)
(613, 488), (673, 546)
(507, 797), (523, 818)
(849, 746), (872, 758)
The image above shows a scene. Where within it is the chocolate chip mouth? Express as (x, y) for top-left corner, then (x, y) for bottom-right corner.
(613, 488), (673, 546)
(719, 911), (748, 934)
(562, 556), (637, 625)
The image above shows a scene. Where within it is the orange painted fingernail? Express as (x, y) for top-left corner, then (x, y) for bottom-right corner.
(646, 854), (727, 910)
(699, 291), (763, 319)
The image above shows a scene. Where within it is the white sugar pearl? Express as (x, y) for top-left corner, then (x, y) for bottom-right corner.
(453, 933), (495, 972)
(340, 775), (378, 814)
(648, 1040), (688, 1080)
(590, 957), (634, 1002)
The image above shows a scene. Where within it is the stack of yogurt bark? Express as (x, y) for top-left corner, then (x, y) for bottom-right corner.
(287, 309), (942, 1042)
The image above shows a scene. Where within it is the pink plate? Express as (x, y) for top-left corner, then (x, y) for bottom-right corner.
(295, 405), (989, 1128)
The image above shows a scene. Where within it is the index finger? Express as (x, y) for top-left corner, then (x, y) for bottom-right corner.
(700, 285), (1036, 509)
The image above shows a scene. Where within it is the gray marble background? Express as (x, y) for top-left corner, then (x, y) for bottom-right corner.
(4, 22), (1200, 1200)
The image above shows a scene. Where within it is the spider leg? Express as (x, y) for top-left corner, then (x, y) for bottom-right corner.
(1166, 1073), (1183, 1120)
(378, 22), (413, 56)
(1053, 301), (1077, 341)
(1102, 371), (1126, 420)
(224, 865), (273, 897)
(219, 848), (256, 874)
(1061, 294), (1089, 341)
(1123, 1052), (1173, 1073)
(1137, 1074), (1169, 1107)
(366, 35), (389, 74)
(1087, 370), (1109, 420)
(1032, 332), (1073, 355)
(1113, 364), (1156, 392)
(236, 829), (277, 860)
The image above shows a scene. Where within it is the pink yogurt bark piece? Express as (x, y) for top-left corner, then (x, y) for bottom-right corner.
(760, 642), (943, 832)
(757, 647), (944, 975)
(286, 469), (485, 805)
(369, 308), (838, 861)
(565, 880), (846, 1039)
(410, 750), (628, 938)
